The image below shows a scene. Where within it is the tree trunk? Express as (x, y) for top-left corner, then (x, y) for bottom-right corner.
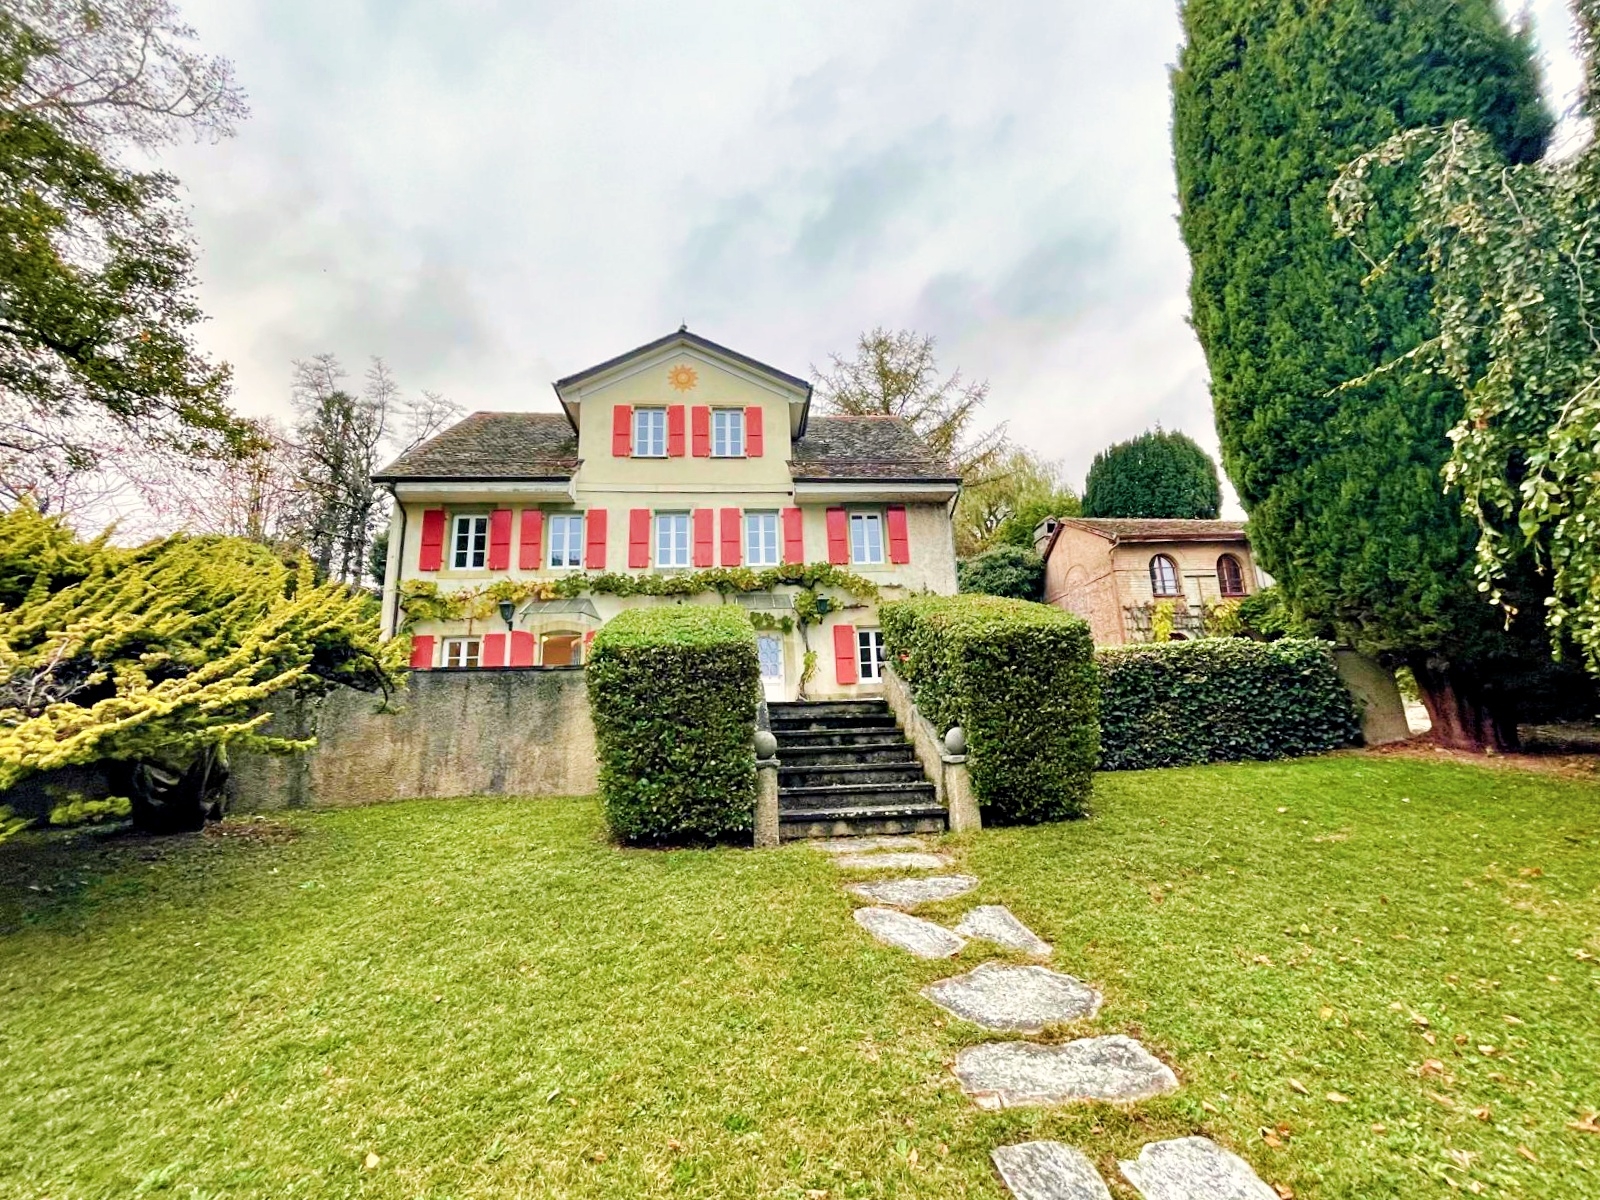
(1409, 657), (1519, 752)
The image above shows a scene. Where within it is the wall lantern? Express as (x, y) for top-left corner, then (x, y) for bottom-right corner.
(498, 600), (516, 631)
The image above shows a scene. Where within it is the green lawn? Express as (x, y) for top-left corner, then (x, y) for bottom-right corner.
(1, 757), (1598, 1199)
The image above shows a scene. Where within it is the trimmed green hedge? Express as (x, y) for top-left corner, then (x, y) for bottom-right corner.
(881, 595), (1098, 824)
(586, 605), (761, 845)
(1097, 638), (1359, 771)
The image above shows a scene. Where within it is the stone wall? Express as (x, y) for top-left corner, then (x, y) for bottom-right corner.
(229, 667), (597, 811)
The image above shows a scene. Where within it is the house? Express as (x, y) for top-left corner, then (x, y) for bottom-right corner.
(1037, 517), (1260, 645)
(373, 329), (961, 700)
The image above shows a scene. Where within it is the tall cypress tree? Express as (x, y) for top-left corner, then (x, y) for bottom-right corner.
(1173, 0), (1552, 748)
(1082, 429), (1223, 520)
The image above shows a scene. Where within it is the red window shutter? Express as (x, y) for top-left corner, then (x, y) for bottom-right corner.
(691, 406), (711, 457)
(480, 632), (506, 668)
(418, 508), (446, 571)
(667, 405), (686, 456)
(628, 508), (652, 568)
(509, 630), (536, 667)
(585, 509), (608, 569)
(692, 508), (714, 567)
(825, 507), (849, 565)
(745, 406), (764, 456)
(832, 624), (858, 686)
(719, 508), (742, 566)
(583, 630), (596, 658)
(886, 504), (911, 564)
(519, 509), (543, 570)
(487, 508), (513, 570)
(409, 635), (434, 669)
(782, 506), (805, 564)
(611, 405), (632, 456)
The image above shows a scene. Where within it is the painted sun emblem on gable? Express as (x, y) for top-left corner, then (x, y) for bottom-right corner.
(667, 364), (698, 392)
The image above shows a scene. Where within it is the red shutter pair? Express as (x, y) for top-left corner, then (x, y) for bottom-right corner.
(824, 506), (912, 565)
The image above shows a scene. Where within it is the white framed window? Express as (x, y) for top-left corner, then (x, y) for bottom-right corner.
(857, 629), (886, 681)
(655, 512), (691, 568)
(745, 511), (779, 566)
(548, 513), (584, 569)
(452, 514), (489, 570)
(712, 408), (745, 457)
(443, 637), (481, 668)
(633, 407), (667, 457)
(849, 511), (884, 565)
(1149, 554), (1181, 598)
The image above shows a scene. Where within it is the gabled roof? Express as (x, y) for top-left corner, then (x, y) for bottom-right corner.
(372, 412), (578, 482)
(1042, 516), (1248, 560)
(554, 327), (813, 396)
(790, 415), (959, 482)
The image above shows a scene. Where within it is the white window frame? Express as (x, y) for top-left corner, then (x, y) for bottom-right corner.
(744, 510), (780, 567)
(548, 513), (584, 569)
(443, 637), (481, 668)
(711, 408), (745, 457)
(633, 407), (667, 457)
(1150, 554), (1181, 598)
(849, 510), (885, 566)
(857, 629), (886, 681)
(451, 514), (489, 570)
(655, 512), (691, 568)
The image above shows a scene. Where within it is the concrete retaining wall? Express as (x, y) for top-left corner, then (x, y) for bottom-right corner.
(229, 668), (597, 810)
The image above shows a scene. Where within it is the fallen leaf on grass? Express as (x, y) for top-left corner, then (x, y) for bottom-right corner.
(1371, 1123), (1388, 1134)
(1288, 1079), (1309, 1095)
(1261, 1129), (1285, 1149)
(363, 1153), (380, 1170)
(1517, 1145), (1538, 1163)
(1319, 1006), (1334, 1020)
(1274, 1185), (1295, 1199)
(1568, 1113), (1600, 1134)
(1446, 1149), (1477, 1169)
(1254, 955), (1274, 966)
(1422, 1031), (1437, 1045)
(1471, 1106), (1492, 1121)
(1326, 1091), (1351, 1104)
(1425, 1090), (1457, 1110)
(1202, 1100), (1219, 1114)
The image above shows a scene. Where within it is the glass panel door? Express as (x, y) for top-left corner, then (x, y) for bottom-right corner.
(757, 633), (784, 702)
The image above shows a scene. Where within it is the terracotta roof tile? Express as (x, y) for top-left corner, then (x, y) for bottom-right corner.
(1058, 517), (1248, 543)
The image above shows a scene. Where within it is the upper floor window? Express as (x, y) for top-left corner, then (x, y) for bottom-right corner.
(1217, 553), (1246, 597)
(857, 629), (886, 681)
(712, 409), (745, 457)
(655, 512), (691, 568)
(1149, 554), (1181, 598)
(633, 407), (667, 457)
(443, 637), (481, 668)
(850, 511), (884, 565)
(452, 515), (488, 570)
(745, 511), (780, 566)
(549, 513), (584, 569)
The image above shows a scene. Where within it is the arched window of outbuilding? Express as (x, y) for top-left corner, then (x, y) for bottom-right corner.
(1217, 553), (1246, 598)
(1149, 554), (1181, 598)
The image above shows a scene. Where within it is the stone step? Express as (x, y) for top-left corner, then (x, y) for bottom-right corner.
(777, 743), (917, 768)
(778, 761), (929, 789)
(1118, 1137), (1279, 1199)
(778, 811), (947, 841)
(768, 699), (889, 720)
(770, 729), (909, 750)
(992, 1142), (1113, 1200)
(779, 781), (938, 810)
(769, 712), (899, 733)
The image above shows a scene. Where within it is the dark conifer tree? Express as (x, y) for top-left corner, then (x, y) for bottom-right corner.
(1081, 429), (1222, 521)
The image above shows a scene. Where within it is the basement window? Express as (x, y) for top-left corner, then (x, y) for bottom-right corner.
(443, 637), (481, 668)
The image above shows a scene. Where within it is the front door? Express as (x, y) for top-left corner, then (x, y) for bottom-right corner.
(757, 633), (785, 702)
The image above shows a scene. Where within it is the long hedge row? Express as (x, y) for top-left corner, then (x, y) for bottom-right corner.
(1097, 637), (1359, 771)
(586, 604), (761, 845)
(881, 594), (1099, 824)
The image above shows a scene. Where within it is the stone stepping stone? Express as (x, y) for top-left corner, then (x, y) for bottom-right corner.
(814, 835), (927, 854)
(992, 1142), (1113, 1200)
(954, 1035), (1178, 1109)
(853, 906), (965, 958)
(1118, 1137), (1277, 1200)
(832, 852), (949, 871)
(954, 904), (1053, 957)
(922, 963), (1101, 1033)
(847, 874), (979, 908)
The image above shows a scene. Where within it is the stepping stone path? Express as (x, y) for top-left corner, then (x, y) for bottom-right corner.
(823, 835), (1269, 1200)
(832, 851), (949, 871)
(1119, 1137), (1278, 1199)
(922, 962), (1101, 1033)
(853, 907), (965, 958)
(847, 874), (979, 908)
(953, 1036), (1179, 1110)
(991, 1142), (1113, 1200)
(954, 904), (1053, 957)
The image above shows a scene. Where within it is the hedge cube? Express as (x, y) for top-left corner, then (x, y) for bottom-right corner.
(586, 605), (761, 844)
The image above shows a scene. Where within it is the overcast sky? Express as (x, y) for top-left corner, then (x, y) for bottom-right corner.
(160, 1), (1585, 502)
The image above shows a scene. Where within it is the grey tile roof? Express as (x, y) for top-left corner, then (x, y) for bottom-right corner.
(1060, 518), (1248, 543)
(373, 412), (579, 481)
(790, 416), (959, 482)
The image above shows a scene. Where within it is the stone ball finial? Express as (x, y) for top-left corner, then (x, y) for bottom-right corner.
(943, 726), (967, 756)
(754, 729), (778, 759)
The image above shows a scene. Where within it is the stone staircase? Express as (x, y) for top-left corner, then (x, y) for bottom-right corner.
(767, 699), (945, 840)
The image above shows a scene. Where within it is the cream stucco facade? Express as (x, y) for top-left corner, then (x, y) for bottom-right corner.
(375, 331), (961, 700)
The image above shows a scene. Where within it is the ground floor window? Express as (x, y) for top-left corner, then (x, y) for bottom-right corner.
(541, 631), (583, 666)
(857, 628), (886, 681)
(443, 637), (481, 668)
